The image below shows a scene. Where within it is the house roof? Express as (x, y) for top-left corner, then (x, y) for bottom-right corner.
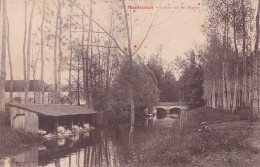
(8, 103), (98, 116)
(5, 80), (51, 92)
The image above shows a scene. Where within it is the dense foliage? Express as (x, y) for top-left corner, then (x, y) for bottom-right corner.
(200, 0), (260, 117)
(176, 51), (205, 109)
(110, 60), (160, 113)
(147, 54), (179, 103)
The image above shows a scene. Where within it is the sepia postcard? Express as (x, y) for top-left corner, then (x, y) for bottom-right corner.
(0, 0), (260, 166)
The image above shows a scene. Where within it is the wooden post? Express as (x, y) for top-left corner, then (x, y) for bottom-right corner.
(56, 117), (59, 130)
(82, 115), (84, 127)
(179, 110), (183, 131)
(71, 116), (74, 127)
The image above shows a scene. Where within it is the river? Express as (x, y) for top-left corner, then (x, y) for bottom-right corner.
(0, 114), (181, 167)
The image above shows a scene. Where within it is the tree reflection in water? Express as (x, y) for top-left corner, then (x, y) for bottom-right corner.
(4, 115), (179, 167)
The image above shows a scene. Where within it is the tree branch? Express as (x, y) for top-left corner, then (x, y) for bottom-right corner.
(67, 0), (128, 57)
(132, 0), (162, 57)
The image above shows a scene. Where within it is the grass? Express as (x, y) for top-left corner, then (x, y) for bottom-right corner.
(0, 112), (40, 158)
(0, 126), (40, 157)
(129, 107), (258, 167)
(0, 106), (259, 166)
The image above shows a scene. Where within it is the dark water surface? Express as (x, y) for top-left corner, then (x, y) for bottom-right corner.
(1, 114), (180, 167)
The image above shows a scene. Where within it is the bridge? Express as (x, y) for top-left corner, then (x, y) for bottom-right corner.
(153, 102), (188, 115)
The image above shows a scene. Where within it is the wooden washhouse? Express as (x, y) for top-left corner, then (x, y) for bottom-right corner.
(8, 103), (99, 134)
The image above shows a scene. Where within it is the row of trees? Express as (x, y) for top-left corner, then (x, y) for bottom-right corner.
(175, 0), (260, 117)
(175, 50), (204, 109)
(0, 0), (181, 132)
(0, 0), (7, 112)
(0, 0), (152, 112)
(202, 0), (256, 113)
(176, 0), (260, 115)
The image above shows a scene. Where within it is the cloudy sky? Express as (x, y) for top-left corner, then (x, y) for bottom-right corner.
(3, 0), (206, 83)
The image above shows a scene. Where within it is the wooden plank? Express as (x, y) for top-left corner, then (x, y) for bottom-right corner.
(13, 114), (25, 131)
(7, 103), (98, 116)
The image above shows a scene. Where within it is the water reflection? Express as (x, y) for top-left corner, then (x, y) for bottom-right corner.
(2, 114), (180, 167)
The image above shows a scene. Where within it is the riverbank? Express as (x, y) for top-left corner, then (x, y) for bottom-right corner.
(0, 107), (259, 166)
(0, 111), (40, 158)
(130, 107), (260, 167)
(0, 126), (40, 158)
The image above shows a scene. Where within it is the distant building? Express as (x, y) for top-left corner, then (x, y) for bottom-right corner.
(5, 80), (51, 104)
(62, 91), (87, 105)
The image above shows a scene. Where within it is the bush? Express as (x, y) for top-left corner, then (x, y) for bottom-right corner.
(102, 109), (130, 125)
(233, 107), (254, 121)
(110, 60), (159, 112)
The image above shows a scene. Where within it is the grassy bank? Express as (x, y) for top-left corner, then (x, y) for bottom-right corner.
(130, 107), (258, 167)
(0, 112), (40, 158)
(0, 107), (259, 166)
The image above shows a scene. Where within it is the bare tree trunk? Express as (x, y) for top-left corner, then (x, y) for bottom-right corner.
(222, 13), (227, 110)
(105, 15), (113, 110)
(0, 0), (7, 111)
(212, 81), (216, 108)
(233, 0), (238, 55)
(226, 79), (232, 110)
(97, 27), (102, 96)
(226, 5), (231, 111)
(25, 0), (35, 104)
(122, 0), (135, 135)
(81, 9), (86, 104)
(256, 59), (260, 115)
(32, 49), (39, 80)
(23, 1), (27, 81)
(222, 61), (227, 110)
(53, 0), (61, 103)
(85, 0), (93, 107)
(23, 1), (27, 103)
(232, 1), (239, 111)
(77, 49), (80, 105)
(32, 50), (37, 103)
(6, 11), (13, 103)
(68, 1), (73, 104)
(233, 14), (239, 111)
(253, 0), (260, 117)
(217, 80), (222, 109)
(57, 0), (63, 101)
(101, 52), (104, 92)
(41, 0), (45, 104)
(233, 69), (238, 112)
(249, 74), (252, 106)
(89, 27), (94, 109)
(241, 0), (247, 107)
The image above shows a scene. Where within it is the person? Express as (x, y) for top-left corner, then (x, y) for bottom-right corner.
(199, 122), (210, 140)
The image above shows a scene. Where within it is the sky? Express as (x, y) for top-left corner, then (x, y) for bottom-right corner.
(2, 0), (206, 84)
